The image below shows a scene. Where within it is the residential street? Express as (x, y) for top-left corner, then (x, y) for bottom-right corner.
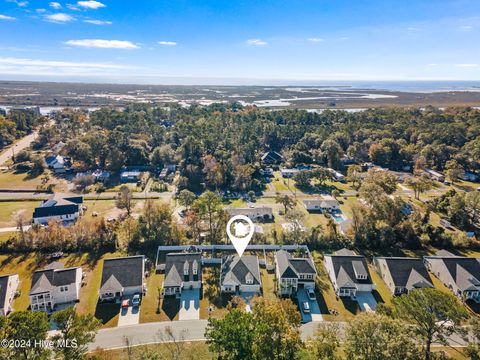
(88, 320), (469, 351)
(0, 131), (37, 166)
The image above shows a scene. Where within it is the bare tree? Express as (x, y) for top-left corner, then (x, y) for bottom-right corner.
(156, 326), (189, 360)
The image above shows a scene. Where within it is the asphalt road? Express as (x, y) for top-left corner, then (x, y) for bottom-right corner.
(0, 132), (37, 166)
(88, 319), (469, 351)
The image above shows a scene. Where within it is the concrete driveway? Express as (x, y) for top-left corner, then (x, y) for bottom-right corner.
(118, 304), (140, 326)
(179, 289), (200, 320)
(297, 288), (323, 323)
(240, 291), (258, 313)
(356, 292), (377, 312)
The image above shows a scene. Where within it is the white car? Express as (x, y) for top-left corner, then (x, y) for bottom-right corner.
(303, 302), (310, 313)
(307, 288), (316, 301)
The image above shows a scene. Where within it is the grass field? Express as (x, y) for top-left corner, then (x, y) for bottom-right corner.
(0, 200), (38, 227)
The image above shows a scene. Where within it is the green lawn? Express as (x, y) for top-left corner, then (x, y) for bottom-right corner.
(0, 169), (55, 190)
(261, 269), (276, 300)
(139, 273), (181, 323)
(368, 264), (393, 306)
(0, 201), (38, 227)
(200, 267), (229, 319)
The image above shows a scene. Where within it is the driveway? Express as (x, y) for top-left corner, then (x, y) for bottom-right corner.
(118, 304), (140, 326)
(297, 288), (323, 323)
(240, 291), (258, 312)
(356, 292), (377, 312)
(179, 289), (200, 320)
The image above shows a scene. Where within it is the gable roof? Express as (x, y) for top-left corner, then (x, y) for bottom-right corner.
(327, 253), (373, 287)
(100, 256), (144, 290)
(276, 250), (316, 279)
(30, 267), (80, 295)
(426, 253), (480, 292)
(221, 255), (261, 287)
(33, 194), (83, 219)
(261, 151), (283, 162)
(164, 252), (202, 288)
(377, 257), (433, 290)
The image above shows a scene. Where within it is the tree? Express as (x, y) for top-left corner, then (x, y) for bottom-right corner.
(406, 175), (433, 200)
(347, 165), (362, 190)
(362, 169), (398, 195)
(193, 191), (224, 243)
(51, 306), (101, 360)
(445, 159), (463, 183)
(301, 323), (340, 360)
(177, 189), (196, 210)
(205, 309), (256, 360)
(392, 288), (469, 360)
(293, 170), (311, 188)
(465, 191), (480, 225)
(465, 317), (480, 360)
(6, 310), (51, 359)
(275, 194), (296, 214)
(345, 313), (421, 360)
(320, 139), (343, 169)
(116, 185), (134, 216)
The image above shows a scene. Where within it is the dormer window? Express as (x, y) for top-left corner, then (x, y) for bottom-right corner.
(183, 261), (189, 276)
(246, 272), (254, 285)
(192, 260), (198, 276)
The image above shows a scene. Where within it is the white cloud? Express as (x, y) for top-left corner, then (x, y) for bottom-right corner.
(49, 2), (62, 9)
(0, 57), (135, 70)
(65, 39), (139, 49)
(158, 41), (177, 46)
(427, 63), (438, 67)
(76, 1), (105, 9)
(66, 4), (79, 10)
(460, 25), (473, 31)
(45, 13), (75, 23)
(246, 39), (267, 46)
(83, 19), (112, 25)
(0, 14), (16, 20)
(455, 63), (478, 68)
(307, 38), (324, 43)
(36, 8), (47, 13)
(7, 0), (29, 7)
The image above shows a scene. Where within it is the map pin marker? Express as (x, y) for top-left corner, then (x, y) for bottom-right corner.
(227, 215), (255, 257)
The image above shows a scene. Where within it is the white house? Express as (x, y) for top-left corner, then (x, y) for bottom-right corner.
(220, 255), (262, 294)
(324, 249), (375, 298)
(45, 155), (68, 173)
(303, 195), (340, 212)
(29, 264), (82, 312)
(373, 257), (433, 296)
(424, 250), (480, 302)
(99, 256), (146, 302)
(425, 169), (445, 182)
(275, 250), (316, 296)
(163, 252), (202, 297)
(0, 274), (19, 316)
(226, 205), (273, 221)
(32, 194), (83, 225)
(327, 168), (346, 182)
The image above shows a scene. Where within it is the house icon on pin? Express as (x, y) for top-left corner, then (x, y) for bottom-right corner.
(234, 222), (249, 238)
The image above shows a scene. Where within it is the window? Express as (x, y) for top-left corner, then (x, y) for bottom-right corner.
(60, 286), (68, 292)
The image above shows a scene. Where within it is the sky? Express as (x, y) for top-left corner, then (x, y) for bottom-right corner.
(1, 0), (480, 84)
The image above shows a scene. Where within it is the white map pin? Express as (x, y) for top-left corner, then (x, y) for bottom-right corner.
(227, 215), (254, 257)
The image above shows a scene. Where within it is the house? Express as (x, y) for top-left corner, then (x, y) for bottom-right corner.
(99, 256), (145, 302)
(280, 168), (300, 178)
(373, 257), (433, 295)
(220, 255), (262, 294)
(226, 205), (273, 221)
(45, 155), (70, 173)
(261, 151), (284, 164)
(0, 274), (19, 316)
(424, 250), (480, 302)
(303, 195), (340, 212)
(459, 171), (479, 182)
(425, 169), (445, 182)
(29, 264), (82, 312)
(163, 252), (202, 297)
(324, 249), (375, 298)
(120, 170), (141, 182)
(91, 169), (111, 182)
(275, 250), (316, 296)
(33, 194), (84, 225)
(327, 168), (346, 182)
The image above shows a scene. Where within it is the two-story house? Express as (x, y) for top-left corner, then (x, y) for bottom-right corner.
(220, 255), (262, 294)
(29, 264), (82, 312)
(163, 252), (202, 297)
(0, 274), (19, 316)
(275, 250), (317, 296)
(33, 194), (84, 225)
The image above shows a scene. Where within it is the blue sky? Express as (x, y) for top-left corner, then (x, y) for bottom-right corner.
(1, 0), (480, 84)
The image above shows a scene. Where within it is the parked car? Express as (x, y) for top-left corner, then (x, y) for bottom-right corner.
(121, 299), (130, 308)
(132, 294), (141, 307)
(307, 288), (316, 301)
(302, 302), (310, 313)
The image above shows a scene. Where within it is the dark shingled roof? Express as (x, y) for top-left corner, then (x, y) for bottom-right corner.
(221, 255), (261, 286)
(276, 250), (316, 279)
(30, 267), (79, 295)
(164, 252), (202, 288)
(100, 256), (145, 289)
(379, 257), (433, 290)
(33, 194), (83, 219)
(328, 254), (373, 288)
(0, 275), (13, 309)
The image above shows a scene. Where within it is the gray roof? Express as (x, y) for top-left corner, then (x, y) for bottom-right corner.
(101, 256), (144, 289)
(164, 252), (202, 288)
(377, 257), (433, 290)
(221, 255), (261, 286)
(30, 267), (80, 295)
(428, 253), (480, 292)
(0, 275), (15, 310)
(276, 250), (316, 279)
(328, 253), (373, 288)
